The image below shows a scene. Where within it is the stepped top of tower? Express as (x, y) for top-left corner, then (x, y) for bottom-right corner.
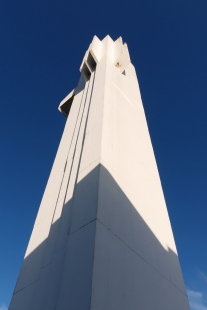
(58, 35), (131, 117)
(80, 35), (131, 80)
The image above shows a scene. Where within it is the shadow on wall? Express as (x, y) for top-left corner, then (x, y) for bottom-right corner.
(9, 164), (190, 310)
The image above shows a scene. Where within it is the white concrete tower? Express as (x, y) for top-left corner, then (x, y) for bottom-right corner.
(9, 35), (190, 310)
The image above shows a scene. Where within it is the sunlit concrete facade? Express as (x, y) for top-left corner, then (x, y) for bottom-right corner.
(9, 35), (190, 310)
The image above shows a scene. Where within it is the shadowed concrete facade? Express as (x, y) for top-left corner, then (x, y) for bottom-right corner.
(9, 35), (190, 310)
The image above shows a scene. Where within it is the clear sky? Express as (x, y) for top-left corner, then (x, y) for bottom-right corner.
(0, 1), (207, 309)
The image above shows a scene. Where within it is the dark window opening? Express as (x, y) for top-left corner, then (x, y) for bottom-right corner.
(81, 63), (91, 81)
(87, 52), (97, 72)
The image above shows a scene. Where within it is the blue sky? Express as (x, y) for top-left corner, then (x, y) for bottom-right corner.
(0, 1), (207, 309)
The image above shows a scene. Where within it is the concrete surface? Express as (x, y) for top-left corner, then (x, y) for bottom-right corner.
(9, 35), (190, 310)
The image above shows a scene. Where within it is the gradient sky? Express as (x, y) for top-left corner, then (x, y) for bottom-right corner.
(0, 1), (207, 309)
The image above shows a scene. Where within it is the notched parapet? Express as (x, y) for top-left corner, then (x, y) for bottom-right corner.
(80, 35), (131, 79)
(59, 35), (131, 116)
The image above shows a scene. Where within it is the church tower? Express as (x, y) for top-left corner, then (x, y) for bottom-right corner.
(9, 35), (190, 310)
